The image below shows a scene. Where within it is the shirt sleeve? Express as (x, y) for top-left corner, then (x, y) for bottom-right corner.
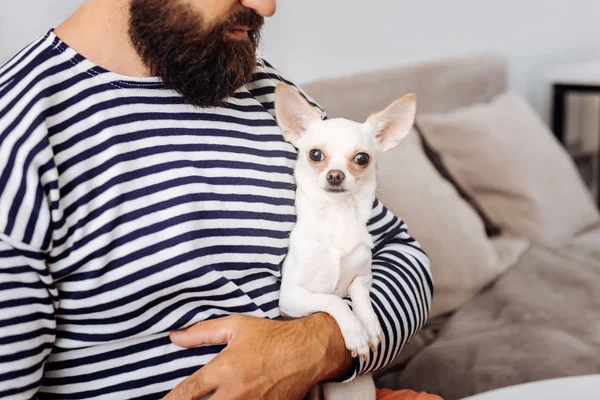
(0, 85), (59, 398)
(355, 199), (432, 376)
(255, 59), (433, 377)
(0, 236), (57, 399)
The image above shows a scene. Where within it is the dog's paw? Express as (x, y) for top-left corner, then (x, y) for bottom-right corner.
(338, 317), (371, 360)
(367, 318), (383, 353)
(357, 311), (383, 353)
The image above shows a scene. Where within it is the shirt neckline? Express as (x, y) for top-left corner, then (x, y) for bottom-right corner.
(46, 29), (165, 89)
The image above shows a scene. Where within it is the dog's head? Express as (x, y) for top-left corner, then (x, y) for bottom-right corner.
(275, 83), (416, 196)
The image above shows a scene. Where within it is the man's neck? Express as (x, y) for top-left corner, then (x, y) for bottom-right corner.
(54, 0), (151, 77)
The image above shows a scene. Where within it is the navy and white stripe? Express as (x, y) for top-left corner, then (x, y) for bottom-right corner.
(0, 30), (432, 399)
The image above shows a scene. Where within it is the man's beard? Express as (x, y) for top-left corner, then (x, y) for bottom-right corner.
(129, 0), (264, 108)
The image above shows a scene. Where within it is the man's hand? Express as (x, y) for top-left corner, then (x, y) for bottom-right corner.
(164, 313), (353, 400)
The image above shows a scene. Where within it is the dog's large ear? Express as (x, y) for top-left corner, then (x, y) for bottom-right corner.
(367, 94), (417, 152)
(275, 83), (321, 146)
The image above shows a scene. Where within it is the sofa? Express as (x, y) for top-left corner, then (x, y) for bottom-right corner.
(303, 54), (600, 400)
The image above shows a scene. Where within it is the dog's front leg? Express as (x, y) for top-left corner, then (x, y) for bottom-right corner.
(279, 284), (371, 358)
(348, 274), (383, 352)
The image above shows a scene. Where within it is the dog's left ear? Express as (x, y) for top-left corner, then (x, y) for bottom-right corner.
(275, 83), (322, 146)
(367, 94), (417, 152)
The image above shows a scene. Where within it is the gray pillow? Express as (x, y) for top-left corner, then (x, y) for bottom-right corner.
(377, 130), (525, 317)
(417, 92), (600, 247)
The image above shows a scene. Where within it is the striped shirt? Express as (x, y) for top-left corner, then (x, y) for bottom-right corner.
(0, 30), (433, 399)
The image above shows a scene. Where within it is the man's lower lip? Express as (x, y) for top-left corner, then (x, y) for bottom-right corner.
(226, 30), (249, 40)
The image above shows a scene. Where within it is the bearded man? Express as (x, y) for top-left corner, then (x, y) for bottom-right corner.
(0, 1), (432, 399)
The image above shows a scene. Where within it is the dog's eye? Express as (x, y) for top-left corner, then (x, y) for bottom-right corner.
(309, 149), (324, 162)
(354, 153), (370, 166)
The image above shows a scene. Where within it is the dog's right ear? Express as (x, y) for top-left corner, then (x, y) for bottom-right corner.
(275, 83), (321, 146)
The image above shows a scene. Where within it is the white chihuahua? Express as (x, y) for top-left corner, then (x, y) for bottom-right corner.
(275, 83), (417, 400)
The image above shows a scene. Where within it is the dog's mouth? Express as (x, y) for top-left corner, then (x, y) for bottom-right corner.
(325, 187), (348, 193)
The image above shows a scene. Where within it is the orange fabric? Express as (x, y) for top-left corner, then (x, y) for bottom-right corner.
(376, 388), (443, 400)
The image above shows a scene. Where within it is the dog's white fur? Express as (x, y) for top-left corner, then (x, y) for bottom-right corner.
(275, 84), (416, 400)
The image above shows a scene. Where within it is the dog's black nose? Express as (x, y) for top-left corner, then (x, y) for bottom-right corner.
(327, 170), (345, 185)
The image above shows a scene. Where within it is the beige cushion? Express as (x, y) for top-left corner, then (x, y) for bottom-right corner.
(417, 92), (600, 247)
(377, 131), (526, 317)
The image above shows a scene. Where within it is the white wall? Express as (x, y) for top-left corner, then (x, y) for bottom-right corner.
(3, 0), (600, 120)
(261, 0), (600, 120)
(0, 0), (84, 61)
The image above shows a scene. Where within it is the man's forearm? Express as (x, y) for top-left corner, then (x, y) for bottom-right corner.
(167, 313), (354, 399)
(302, 312), (354, 382)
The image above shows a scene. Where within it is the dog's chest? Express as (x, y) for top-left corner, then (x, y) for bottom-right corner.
(295, 223), (373, 297)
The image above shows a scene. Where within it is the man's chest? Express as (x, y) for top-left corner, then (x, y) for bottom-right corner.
(45, 106), (298, 346)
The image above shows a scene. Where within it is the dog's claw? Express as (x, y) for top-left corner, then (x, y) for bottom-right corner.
(369, 342), (377, 353)
(351, 350), (357, 358)
(362, 354), (369, 362)
(378, 333), (384, 342)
